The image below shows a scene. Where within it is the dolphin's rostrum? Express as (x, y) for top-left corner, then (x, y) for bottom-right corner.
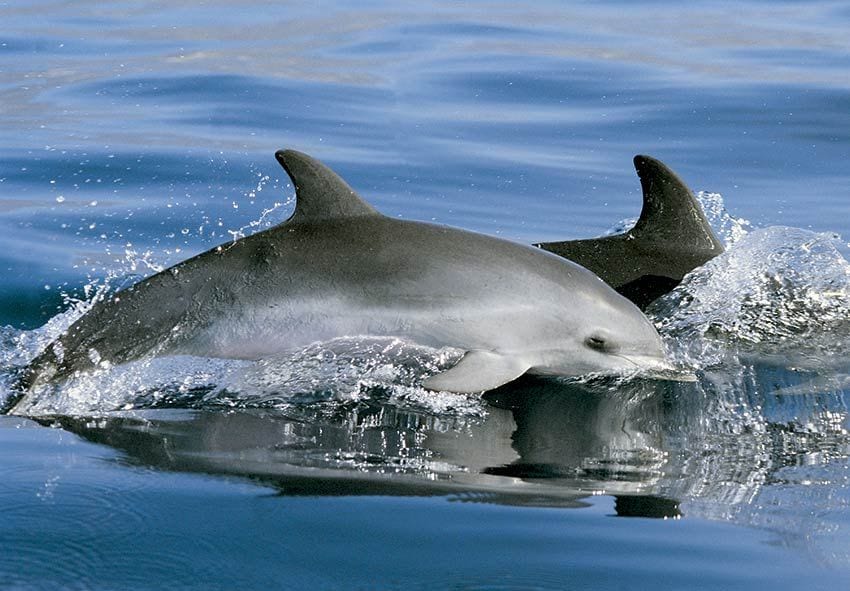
(16, 150), (675, 404)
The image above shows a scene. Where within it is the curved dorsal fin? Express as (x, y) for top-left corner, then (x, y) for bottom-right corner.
(631, 154), (723, 251)
(275, 149), (380, 223)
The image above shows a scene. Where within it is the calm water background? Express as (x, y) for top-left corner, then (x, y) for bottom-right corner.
(3, 1), (850, 589)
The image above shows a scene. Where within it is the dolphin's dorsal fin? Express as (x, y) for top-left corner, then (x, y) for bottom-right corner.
(275, 149), (380, 222)
(630, 155), (723, 251)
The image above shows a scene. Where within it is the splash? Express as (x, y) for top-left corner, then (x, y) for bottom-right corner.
(695, 190), (753, 247)
(651, 226), (850, 369)
(8, 337), (486, 418)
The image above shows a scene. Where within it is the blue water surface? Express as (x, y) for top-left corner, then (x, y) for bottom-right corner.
(3, 1), (850, 589)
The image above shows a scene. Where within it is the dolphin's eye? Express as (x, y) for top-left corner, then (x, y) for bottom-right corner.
(585, 334), (616, 352)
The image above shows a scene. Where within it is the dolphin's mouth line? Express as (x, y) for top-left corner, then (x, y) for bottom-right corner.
(613, 353), (642, 372)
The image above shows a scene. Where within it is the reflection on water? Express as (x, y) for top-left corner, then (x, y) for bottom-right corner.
(36, 361), (850, 563)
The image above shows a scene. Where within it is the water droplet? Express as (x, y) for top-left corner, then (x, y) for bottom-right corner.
(88, 348), (102, 365)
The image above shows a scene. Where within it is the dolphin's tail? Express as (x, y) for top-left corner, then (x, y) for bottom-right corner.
(535, 155), (724, 309)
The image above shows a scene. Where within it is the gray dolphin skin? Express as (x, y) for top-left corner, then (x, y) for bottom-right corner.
(536, 155), (724, 309)
(15, 149), (675, 401)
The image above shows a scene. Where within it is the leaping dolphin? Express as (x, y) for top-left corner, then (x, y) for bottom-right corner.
(537, 155), (724, 309)
(13, 149), (675, 406)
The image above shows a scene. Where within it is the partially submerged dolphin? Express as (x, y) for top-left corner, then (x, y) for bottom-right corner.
(15, 150), (674, 403)
(537, 155), (724, 309)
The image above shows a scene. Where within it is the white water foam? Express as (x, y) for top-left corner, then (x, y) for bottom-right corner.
(651, 225), (850, 369)
(6, 336), (484, 418)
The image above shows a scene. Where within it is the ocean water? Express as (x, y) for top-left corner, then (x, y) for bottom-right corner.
(3, 1), (850, 589)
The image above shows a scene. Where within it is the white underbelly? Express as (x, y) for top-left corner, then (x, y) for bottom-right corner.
(167, 296), (546, 360)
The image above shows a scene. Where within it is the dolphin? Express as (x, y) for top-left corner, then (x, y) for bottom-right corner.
(536, 155), (724, 309)
(12, 150), (675, 407)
